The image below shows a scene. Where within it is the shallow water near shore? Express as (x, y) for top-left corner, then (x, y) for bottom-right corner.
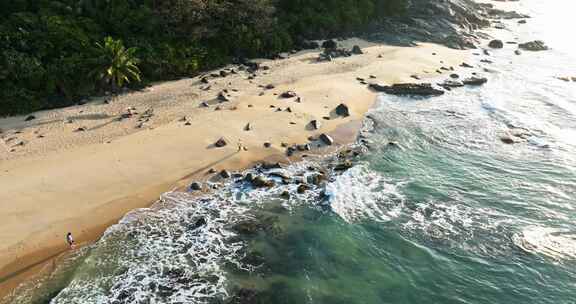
(6, 0), (576, 303)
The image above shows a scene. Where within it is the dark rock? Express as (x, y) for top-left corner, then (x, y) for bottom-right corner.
(220, 170), (231, 178)
(514, 50), (522, 55)
(265, 84), (275, 90)
(439, 80), (464, 89)
(252, 176), (275, 188)
(200, 102), (209, 107)
(519, 40), (548, 51)
(219, 70), (228, 77)
(500, 136), (515, 144)
(201, 77), (209, 84)
(25, 115), (36, 122)
(208, 168), (216, 174)
(488, 40), (504, 49)
(449, 73), (459, 79)
(244, 173), (255, 183)
(280, 191), (291, 200)
(217, 92), (230, 102)
(190, 182), (202, 191)
(286, 146), (296, 157)
(335, 103), (350, 117)
(296, 144), (311, 151)
(480, 59), (493, 63)
(244, 123), (252, 131)
(193, 217), (207, 229)
(462, 77), (488, 86)
(319, 133), (334, 145)
(308, 173), (326, 186)
(518, 19), (527, 24)
(297, 184), (310, 194)
(460, 62), (473, 68)
(261, 162), (282, 170)
(214, 137), (228, 147)
(75, 127), (87, 132)
(280, 91), (297, 98)
(285, 107), (292, 113)
(369, 83), (444, 96)
(263, 142), (272, 148)
(334, 160), (353, 171)
(322, 40), (337, 50)
(309, 120), (321, 130)
(351, 45), (363, 54)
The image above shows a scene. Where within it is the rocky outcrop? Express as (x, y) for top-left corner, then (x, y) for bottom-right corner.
(365, 0), (490, 49)
(519, 40), (548, 51)
(369, 83), (444, 96)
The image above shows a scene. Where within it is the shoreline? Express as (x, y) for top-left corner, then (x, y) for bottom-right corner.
(0, 38), (467, 299)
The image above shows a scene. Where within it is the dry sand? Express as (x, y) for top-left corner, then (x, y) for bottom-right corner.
(0, 38), (466, 297)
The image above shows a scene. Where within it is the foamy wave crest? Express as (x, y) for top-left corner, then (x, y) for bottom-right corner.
(326, 164), (405, 223)
(513, 226), (576, 261)
(50, 190), (251, 304)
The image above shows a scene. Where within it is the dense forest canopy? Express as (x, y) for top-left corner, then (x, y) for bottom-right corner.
(0, 0), (407, 116)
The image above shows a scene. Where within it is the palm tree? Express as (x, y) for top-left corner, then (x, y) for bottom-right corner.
(92, 36), (141, 92)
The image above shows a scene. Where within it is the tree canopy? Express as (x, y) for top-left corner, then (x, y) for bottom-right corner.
(0, 0), (407, 116)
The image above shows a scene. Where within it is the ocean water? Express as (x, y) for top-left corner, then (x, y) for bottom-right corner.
(6, 0), (576, 303)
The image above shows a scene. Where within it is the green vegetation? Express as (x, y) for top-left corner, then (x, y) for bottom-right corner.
(92, 36), (141, 92)
(0, 0), (406, 117)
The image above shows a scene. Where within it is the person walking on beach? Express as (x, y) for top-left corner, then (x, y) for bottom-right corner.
(66, 232), (75, 249)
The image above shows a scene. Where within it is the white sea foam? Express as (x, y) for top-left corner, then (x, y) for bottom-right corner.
(513, 226), (576, 261)
(326, 164), (405, 223)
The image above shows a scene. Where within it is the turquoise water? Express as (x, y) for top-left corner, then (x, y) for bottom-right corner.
(6, 1), (576, 303)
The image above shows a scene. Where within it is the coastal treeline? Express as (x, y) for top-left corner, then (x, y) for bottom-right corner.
(0, 0), (406, 116)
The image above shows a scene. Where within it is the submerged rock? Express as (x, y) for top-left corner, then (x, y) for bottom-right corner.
(369, 83), (444, 96)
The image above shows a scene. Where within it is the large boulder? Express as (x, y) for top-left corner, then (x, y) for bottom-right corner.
(369, 83), (444, 96)
(518, 40), (548, 51)
(335, 103), (350, 117)
(319, 133), (334, 145)
(488, 39), (504, 49)
(322, 40), (337, 50)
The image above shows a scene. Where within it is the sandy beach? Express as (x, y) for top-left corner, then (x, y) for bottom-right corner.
(0, 38), (466, 297)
